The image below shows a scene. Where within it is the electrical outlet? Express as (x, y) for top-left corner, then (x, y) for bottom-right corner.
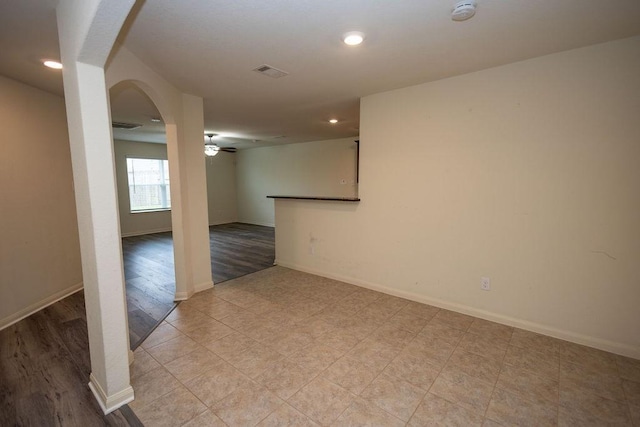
(481, 277), (491, 291)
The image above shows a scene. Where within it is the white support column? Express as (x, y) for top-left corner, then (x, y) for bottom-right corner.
(182, 94), (214, 293)
(172, 95), (213, 299)
(166, 123), (193, 299)
(57, 0), (135, 414)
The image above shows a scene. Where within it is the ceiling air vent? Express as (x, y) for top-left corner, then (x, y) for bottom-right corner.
(253, 64), (289, 79)
(112, 121), (142, 130)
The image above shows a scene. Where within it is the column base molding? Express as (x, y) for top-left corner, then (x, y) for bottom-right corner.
(88, 373), (134, 415)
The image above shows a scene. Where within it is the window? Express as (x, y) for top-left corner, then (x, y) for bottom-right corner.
(126, 158), (171, 212)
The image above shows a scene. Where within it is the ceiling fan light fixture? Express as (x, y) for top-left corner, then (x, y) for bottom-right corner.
(204, 145), (219, 157)
(343, 31), (365, 46)
(204, 133), (238, 156)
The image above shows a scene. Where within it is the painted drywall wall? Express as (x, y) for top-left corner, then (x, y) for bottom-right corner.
(114, 139), (172, 236)
(205, 154), (238, 225)
(0, 75), (83, 328)
(274, 36), (640, 357)
(236, 137), (358, 226)
(114, 139), (238, 236)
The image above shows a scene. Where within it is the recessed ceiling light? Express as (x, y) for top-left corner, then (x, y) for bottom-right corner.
(329, 119), (339, 124)
(342, 31), (365, 46)
(150, 117), (162, 123)
(43, 60), (63, 69)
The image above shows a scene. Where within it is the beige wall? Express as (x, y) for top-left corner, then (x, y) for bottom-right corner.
(205, 154), (238, 225)
(0, 75), (82, 328)
(114, 139), (172, 236)
(237, 137), (358, 226)
(115, 139), (238, 236)
(274, 37), (640, 357)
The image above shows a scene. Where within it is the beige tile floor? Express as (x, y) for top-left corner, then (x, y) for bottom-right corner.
(129, 266), (640, 426)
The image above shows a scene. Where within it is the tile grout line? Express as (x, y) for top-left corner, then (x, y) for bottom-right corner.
(481, 328), (512, 424)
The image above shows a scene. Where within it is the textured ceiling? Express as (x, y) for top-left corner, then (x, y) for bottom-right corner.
(2, 0), (640, 148)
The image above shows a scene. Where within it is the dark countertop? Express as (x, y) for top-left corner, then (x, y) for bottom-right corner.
(267, 195), (360, 202)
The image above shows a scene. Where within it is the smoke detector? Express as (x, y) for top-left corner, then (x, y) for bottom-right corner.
(451, 1), (477, 21)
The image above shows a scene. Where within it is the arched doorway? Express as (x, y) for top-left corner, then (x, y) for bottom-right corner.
(109, 81), (177, 348)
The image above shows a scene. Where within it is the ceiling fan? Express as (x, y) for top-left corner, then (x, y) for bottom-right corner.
(204, 133), (237, 156)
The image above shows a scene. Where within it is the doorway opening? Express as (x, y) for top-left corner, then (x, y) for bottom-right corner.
(110, 81), (177, 348)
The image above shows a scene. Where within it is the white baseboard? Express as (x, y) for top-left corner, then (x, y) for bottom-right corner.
(174, 291), (189, 301)
(276, 259), (640, 360)
(194, 280), (214, 293)
(209, 220), (237, 226)
(120, 227), (173, 238)
(0, 282), (84, 331)
(174, 279), (214, 301)
(89, 373), (134, 415)
(237, 220), (275, 228)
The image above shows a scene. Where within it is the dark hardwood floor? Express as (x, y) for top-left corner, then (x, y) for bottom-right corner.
(123, 222), (275, 348)
(0, 222), (274, 426)
(0, 291), (140, 427)
(209, 222), (276, 282)
(122, 232), (177, 349)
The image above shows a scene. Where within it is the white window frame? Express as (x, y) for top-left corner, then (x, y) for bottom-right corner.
(126, 157), (171, 213)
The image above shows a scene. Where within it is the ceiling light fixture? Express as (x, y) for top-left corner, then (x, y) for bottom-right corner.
(451, 1), (477, 21)
(204, 144), (219, 157)
(150, 117), (162, 123)
(329, 119), (339, 124)
(43, 60), (63, 69)
(203, 133), (237, 156)
(205, 133), (219, 157)
(342, 31), (365, 46)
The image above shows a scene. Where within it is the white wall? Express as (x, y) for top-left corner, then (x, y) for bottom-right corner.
(114, 139), (238, 236)
(0, 75), (82, 328)
(237, 137), (358, 226)
(273, 37), (640, 358)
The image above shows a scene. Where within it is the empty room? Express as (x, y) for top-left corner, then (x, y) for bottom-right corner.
(1, 1), (639, 426)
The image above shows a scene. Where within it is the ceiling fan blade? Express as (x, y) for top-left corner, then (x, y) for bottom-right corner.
(219, 147), (237, 153)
